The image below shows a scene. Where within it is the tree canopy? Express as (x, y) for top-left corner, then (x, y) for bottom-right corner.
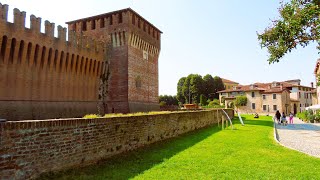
(258, 0), (320, 63)
(159, 95), (179, 106)
(176, 74), (225, 104)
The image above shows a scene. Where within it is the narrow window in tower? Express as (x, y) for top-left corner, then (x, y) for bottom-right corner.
(82, 21), (87, 31)
(40, 46), (46, 68)
(91, 20), (95, 30)
(119, 32), (122, 46)
(75, 55), (79, 73)
(17, 40), (24, 64)
(88, 59), (92, 74)
(26, 43), (32, 65)
(0, 36), (8, 62)
(65, 53), (69, 72)
(135, 76), (142, 88)
(47, 48), (52, 68)
(72, 23), (76, 31)
(109, 16), (113, 25)
(100, 18), (105, 28)
(53, 50), (58, 69)
(79, 57), (84, 74)
(118, 13), (122, 23)
(138, 19), (141, 28)
(33, 44), (40, 66)
(101, 62), (105, 75)
(59, 51), (64, 71)
(123, 31), (126, 45)
(9, 38), (16, 64)
(97, 61), (100, 76)
(132, 15), (135, 25)
(70, 54), (74, 73)
(93, 60), (96, 74)
(143, 23), (146, 32)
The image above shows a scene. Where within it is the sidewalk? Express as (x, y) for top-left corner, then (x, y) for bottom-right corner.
(275, 117), (320, 158)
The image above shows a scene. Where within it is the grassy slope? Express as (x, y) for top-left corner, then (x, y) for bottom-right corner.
(42, 115), (320, 180)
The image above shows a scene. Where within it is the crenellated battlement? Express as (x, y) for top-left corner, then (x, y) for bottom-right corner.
(30, 14), (41, 32)
(13, 8), (26, 29)
(45, 20), (55, 37)
(0, 3), (8, 21)
(0, 4), (104, 53)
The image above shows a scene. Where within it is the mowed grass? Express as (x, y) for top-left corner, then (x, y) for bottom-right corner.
(41, 115), (320, 179)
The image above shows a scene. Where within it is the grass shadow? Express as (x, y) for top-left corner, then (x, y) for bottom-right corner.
(39, 124), (222, 180)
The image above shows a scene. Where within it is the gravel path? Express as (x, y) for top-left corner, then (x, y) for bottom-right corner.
(275, 117), (320, 158)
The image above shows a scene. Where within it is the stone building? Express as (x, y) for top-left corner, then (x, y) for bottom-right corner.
(221, 78), (239, 90)
(0, 3), (161, 120)
(218, 80), (314, 115)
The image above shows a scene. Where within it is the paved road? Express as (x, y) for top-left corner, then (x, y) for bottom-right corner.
(275, 118), (320, 158)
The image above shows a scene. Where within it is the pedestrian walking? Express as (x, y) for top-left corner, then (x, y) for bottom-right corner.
(289, 112), (294, 124)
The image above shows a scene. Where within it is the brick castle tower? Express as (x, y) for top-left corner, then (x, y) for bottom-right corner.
(66, 8), (162, 113)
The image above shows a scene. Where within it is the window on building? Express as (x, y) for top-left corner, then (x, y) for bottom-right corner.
(273, 105), (277, 111)
(273, 94), (276, 99)
(252, 103), (255, 110)
(118, 13), (122, 23)
(251, 92), (255, 98)
(263, 105), (267, 111)
(263, 95), (266, 100)
(299, 92), (301, 98)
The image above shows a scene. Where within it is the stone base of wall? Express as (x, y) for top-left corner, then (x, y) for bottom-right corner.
(0, 109), (234, 179)
(128, 102), (160, 112)
(0, 101), (99, 121)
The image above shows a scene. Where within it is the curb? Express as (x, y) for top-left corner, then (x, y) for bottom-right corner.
(273, 120), (319, 159)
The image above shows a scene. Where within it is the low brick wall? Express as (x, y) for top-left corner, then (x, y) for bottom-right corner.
(0, 109), (234, 179)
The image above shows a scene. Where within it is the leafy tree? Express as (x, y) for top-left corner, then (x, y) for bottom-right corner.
(190, 74), (204, 103)
(182, 74), (204, 104)
(203, 74), (215, 100)
(234, 96), (247, 107)
(182, 76), (192, 103)
(177, 77), (186, 104)
(258, 0), (320, 63)
(159, 95), (179, 105)
(200, 94), (207, 106)
(213, 76), (225, 99)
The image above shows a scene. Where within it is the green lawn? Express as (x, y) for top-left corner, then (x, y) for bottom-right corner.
(41, 115), (320, 179)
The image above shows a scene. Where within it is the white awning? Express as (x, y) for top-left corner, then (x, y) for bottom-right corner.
(305, 104), (320, 110)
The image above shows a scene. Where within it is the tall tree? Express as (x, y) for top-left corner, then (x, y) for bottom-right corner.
(181, 74), (203, 104)
(203, 74), (215, 100)
(177, 77), (186, 104)
(190, 74), (204, 103)
(258, 0), (320, 63)
(213, 76), (225, 99)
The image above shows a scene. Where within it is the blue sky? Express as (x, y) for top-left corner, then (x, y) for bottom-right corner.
(2, 0), (318, 95)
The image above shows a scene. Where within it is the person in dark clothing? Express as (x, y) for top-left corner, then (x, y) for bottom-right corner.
(275, 110), (281, 124)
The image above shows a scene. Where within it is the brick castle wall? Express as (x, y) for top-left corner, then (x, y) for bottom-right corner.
(0, 4), (106, 120)
(0, 109), (234, 179)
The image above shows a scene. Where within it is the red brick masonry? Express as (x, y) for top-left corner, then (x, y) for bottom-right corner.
(0, 109), (234, 179)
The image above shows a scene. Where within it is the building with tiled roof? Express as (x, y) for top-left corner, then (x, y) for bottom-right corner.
(221, 78), (240, 90)
(218, 80), (315, 115)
